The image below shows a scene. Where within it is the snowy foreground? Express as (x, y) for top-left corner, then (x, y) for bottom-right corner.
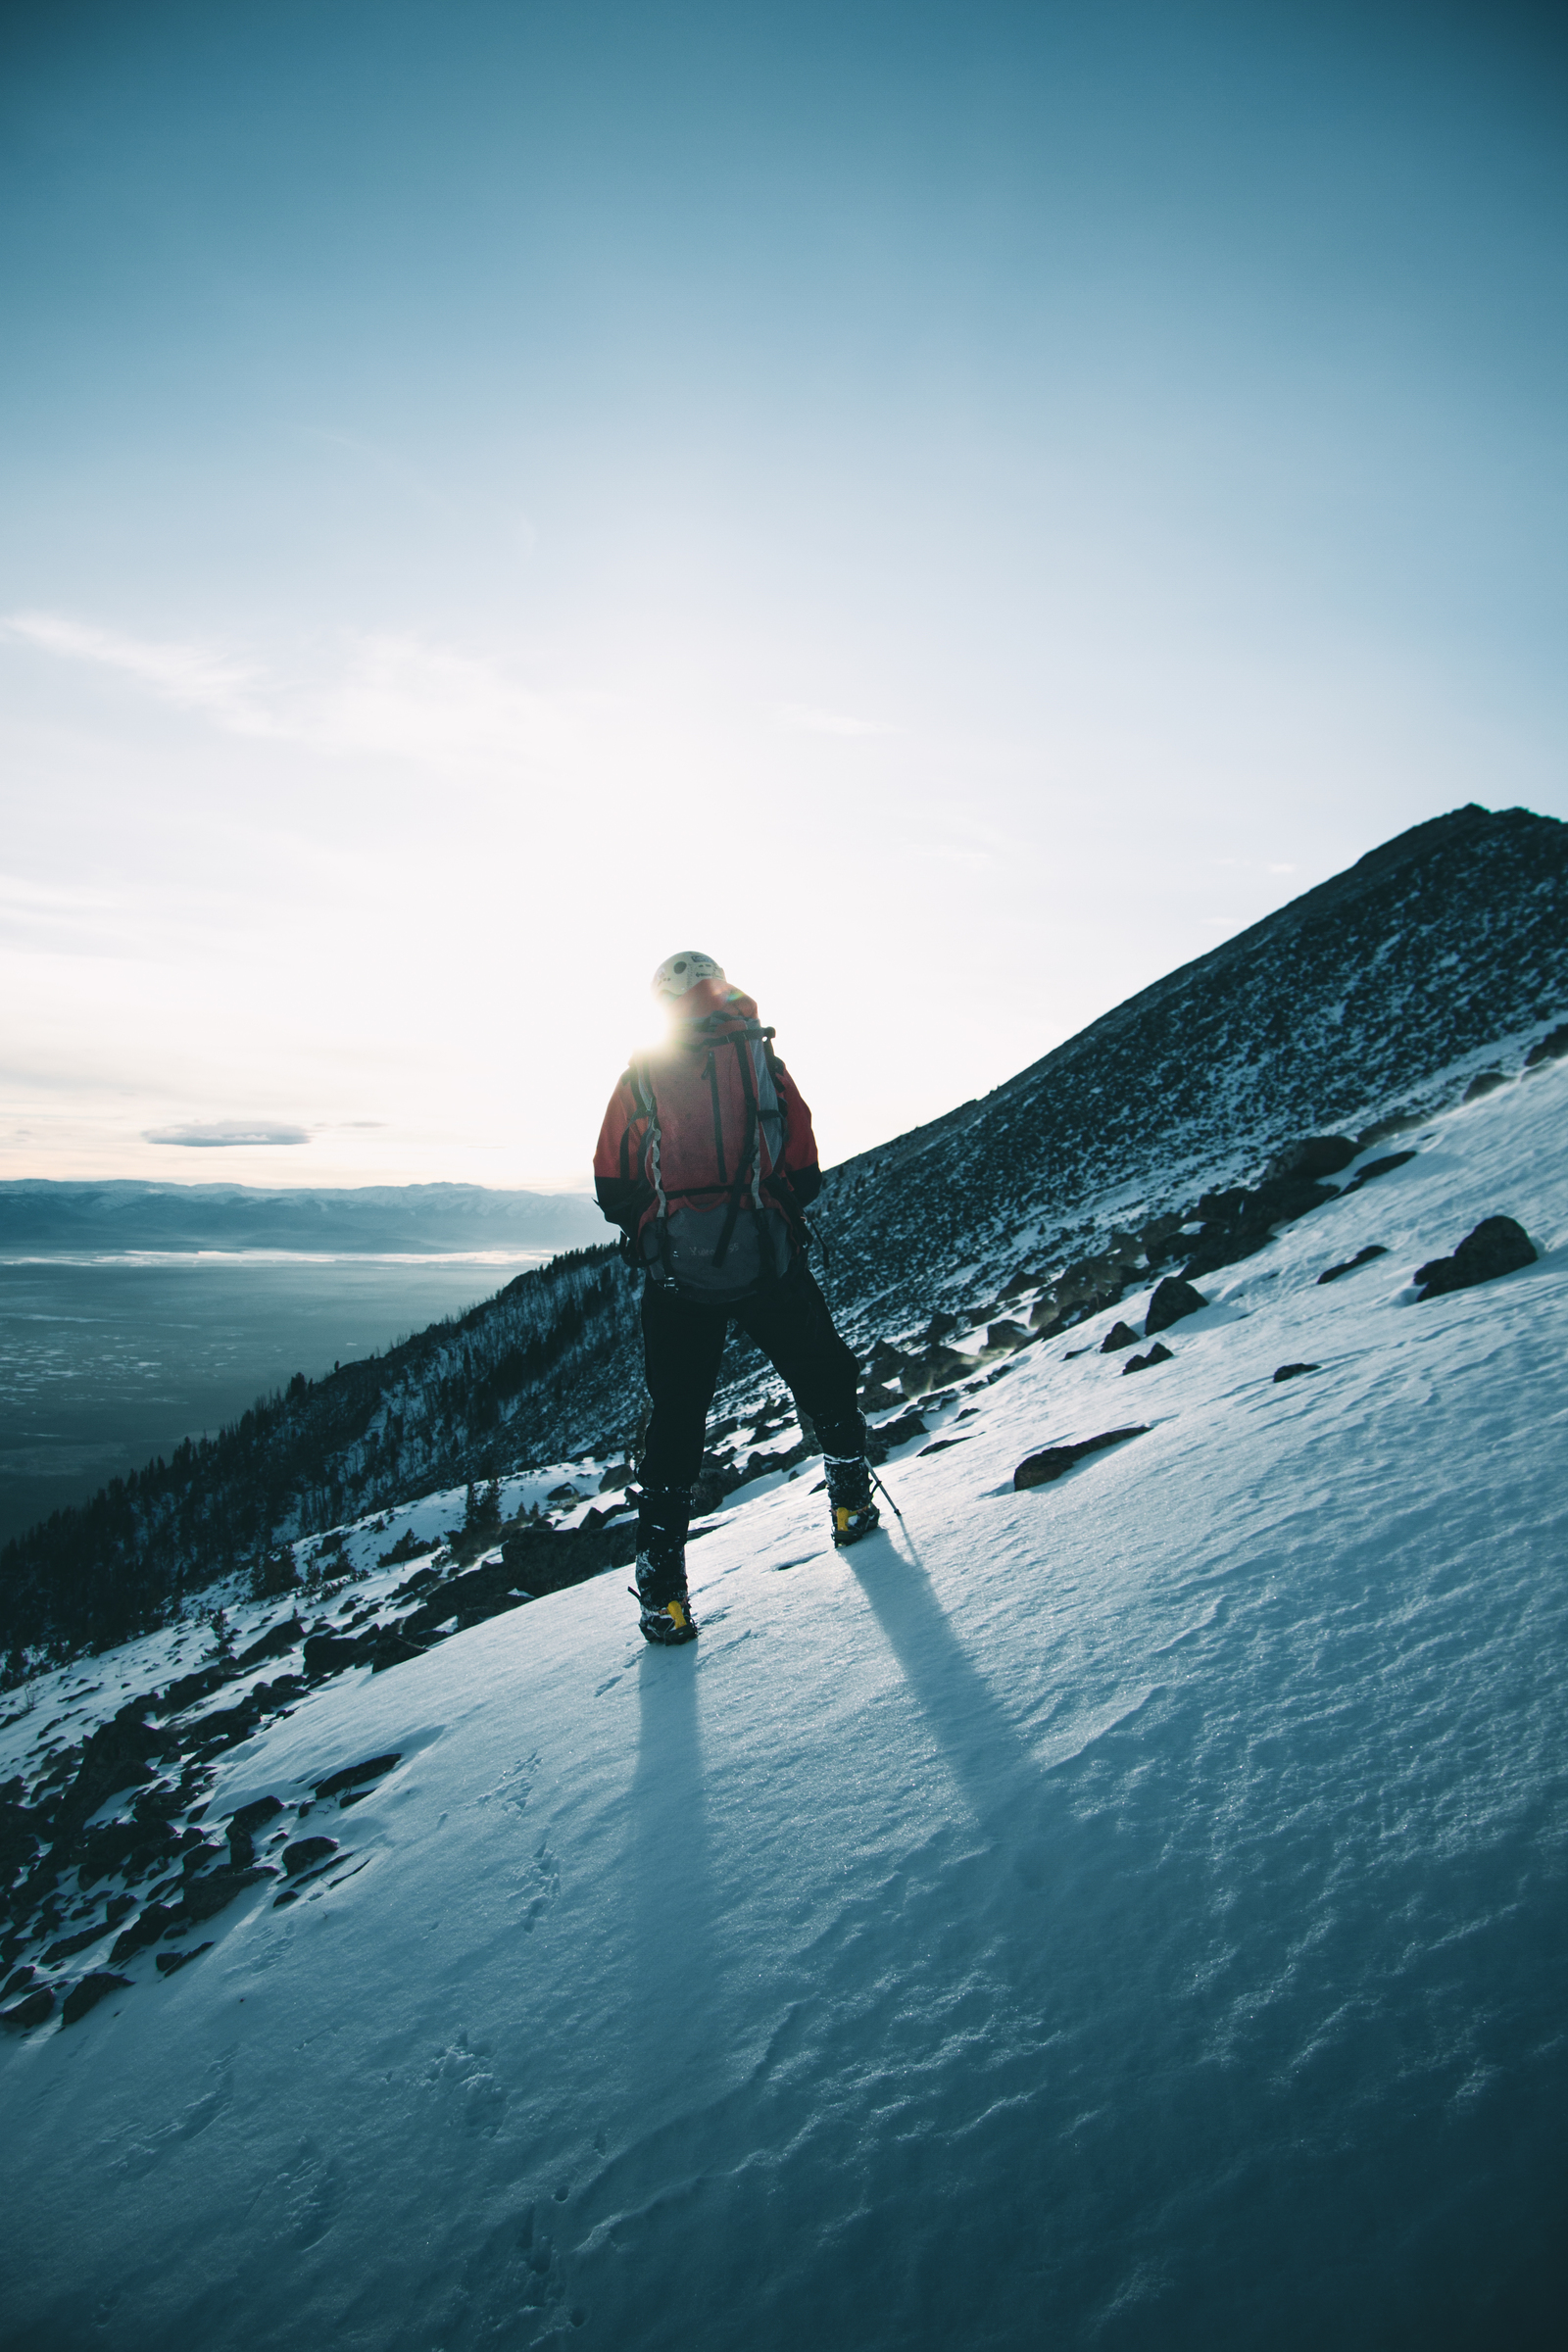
(3, 1066), (1565, 2349)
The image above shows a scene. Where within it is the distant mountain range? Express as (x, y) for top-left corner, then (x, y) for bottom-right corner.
(0, 1182), (606, 1256)
(3, 801), (1564, 1663)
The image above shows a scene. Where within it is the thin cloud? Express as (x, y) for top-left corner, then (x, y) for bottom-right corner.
(5, 610), (564, 766)
(144, 1120), (311, 1147)
(6, 611), (270, 733)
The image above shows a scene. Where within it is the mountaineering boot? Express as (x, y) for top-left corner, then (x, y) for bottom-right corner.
(631, 1482), (697, 1644)
(824, 1448), (880, 1547)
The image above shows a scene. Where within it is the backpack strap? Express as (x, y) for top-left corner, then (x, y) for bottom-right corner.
(628, 1058), (666, 1218)
(711, 1030), (761, 1269)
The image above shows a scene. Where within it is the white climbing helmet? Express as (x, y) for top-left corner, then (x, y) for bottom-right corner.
(651, 951), (726, 999)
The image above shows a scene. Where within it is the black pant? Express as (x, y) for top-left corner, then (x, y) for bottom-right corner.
(640, 1256), (861, 1489)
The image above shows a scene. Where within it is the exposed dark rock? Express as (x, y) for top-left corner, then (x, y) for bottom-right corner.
(233, 1617), (304, 1672)
(1414, 1216), (1538, 1299)
(1139, 1212), (1187, 1259)
(865, 1413), (927, 1465)
(160, 1665), (234, 1715)
(1, 1985), (55, 2030)
(49, 1707), (167, 1840)
(282, 1837), (339, 1878)
(1343, 1152), (1417, 1193)
(302, 1632), (365, 1680)
(0, 1781), (44, 1890)
(314, 1755), (400, 1803)
(42, 1921), (113, 1964)
(1, 1963), (37, 2000)
(1100, 1321), (1140, 1352)
(984, 1319), (1033, 1352)
(1318, 1245), (1390, 1285)
(1145, 1278), (1207, 1336)
(1461, 1070), (1510, 1102)
(1014, 1427), (1149, 1490)
(192, 1697), (262, 1750)
(1177, 1169), (1339, 1278)
(1263, 1136), (1358, 1182)
(366, 1631), (429, 1674)
(1524, 1021), (1568, 1067)
(1123, 1344), (1174, 1373)
(155, 1942), (214, 1976)
(174, 1866), (277, 1926)
(61, 1972), (130, 2027)
(1357, 1110), (1423, 1148)
(109, 1902), (182, 1963)
(228, 1795), (285, 1839)
(1273, 1363), (1320, 1383)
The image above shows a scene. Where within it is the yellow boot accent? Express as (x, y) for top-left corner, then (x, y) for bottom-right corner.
(835, 1507), (852, 1534)
(665, 1598), (689, 1632)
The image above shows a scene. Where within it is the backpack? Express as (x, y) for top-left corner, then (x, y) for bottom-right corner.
(630, 1019), (798, 1302)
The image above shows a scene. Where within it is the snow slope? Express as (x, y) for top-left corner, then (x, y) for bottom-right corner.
(2, 1061), (1565, 2349)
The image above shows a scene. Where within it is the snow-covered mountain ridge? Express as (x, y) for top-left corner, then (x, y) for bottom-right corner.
(1, 1046), (1564, 2348)
(2, 801), (1562, 1675)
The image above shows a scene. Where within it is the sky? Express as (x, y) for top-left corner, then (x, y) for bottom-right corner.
(2, 0), (1564, 1193)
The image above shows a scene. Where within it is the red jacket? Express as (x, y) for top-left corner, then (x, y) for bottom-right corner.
(594, 990), (823, 1246)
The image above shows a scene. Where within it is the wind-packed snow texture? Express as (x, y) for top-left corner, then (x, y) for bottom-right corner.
(2, 1056), (1563, 2349)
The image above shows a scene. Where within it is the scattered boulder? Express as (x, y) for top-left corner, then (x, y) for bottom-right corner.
(42, 1921), (114, 1965)
(1524, 1021), (1568, 1068)
(1100, 1321), (1140, 1353)
(1414, 1216), (1538, 1299)
(1014, 1427), (1149, 1491)
(1263, 1136), (1358, 1182)
(282, 1837), (339, 1879)
(314, 1755), (400, 1803)
(61, 1972), (131, 2027)
(1273, 1363), (1320, 1383)
(1343, 1152), (1416, 1194)
(1357, 1110), (1422, 1148)
(232, 1617), (304, 1673)
(1145, 1278), (1207, 1336)
(191, 1697), (262, 1751)
(302, 1632), (365, 1680)
(108, 1904), (180, 1965)
(50, 1708), (167, 1840)
(983, 1319), (1032, 1354)
(866, 1412), (927, 1464)
(1122, 1344), (1174, 1374)
(1, 1985), (55, 2031)
(1462, 1070), (1510, 1102)
(1318, 1245), (1389, 1285)
(160, 1664), (234, 1715)
(155, 1943), (214, 1977)
(1139, 1211), (1187, 1260)
(177, 1866), (278, 1926)
(228, 1795), (285, 1839)
(1, 1964), (36, 2001)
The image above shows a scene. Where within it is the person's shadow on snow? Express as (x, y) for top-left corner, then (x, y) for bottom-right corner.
(844, 1528), (1038, 1827)
(623, 1647), (720, 2038)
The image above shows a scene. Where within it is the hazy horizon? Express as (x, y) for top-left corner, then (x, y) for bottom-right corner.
(5, 1), (1564, 1192)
